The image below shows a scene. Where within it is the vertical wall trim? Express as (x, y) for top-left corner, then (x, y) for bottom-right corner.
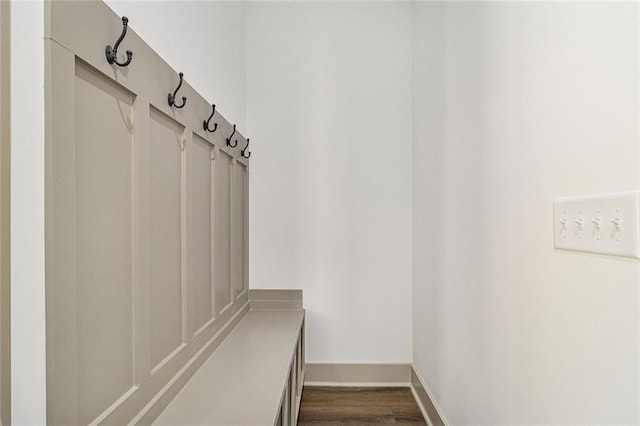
(182, 130), (192, 342)
(133, 99), (151, 384)
(637, 3), (640, 423)
(243, 164), (248, 293)
(45, 40), (78, 425)
(11, 1), (46, 423)
(210, 147), (217, 320)
(229, 158), (235, 302)
(0, 0), (10, 423)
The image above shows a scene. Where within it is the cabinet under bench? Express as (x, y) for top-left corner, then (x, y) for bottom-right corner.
(154, 295), (305, 426)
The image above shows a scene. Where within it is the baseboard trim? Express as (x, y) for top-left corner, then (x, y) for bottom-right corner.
(304, 363), (411, 387)
(410, 366), (448, 426)
(249, 289), (303, 310)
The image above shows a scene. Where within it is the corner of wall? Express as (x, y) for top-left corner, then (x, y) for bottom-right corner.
(10, 1), (47, 423)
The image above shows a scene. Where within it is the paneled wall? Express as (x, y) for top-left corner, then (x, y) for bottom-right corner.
(45, 2), (249, 423)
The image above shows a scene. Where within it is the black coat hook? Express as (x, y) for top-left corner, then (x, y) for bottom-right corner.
(168, 72), (187, 109)
(203, 104), (218, 133)
(241, 138), (251, 159)
(226, 124), (238, 148)
(105, 16), (133, 67)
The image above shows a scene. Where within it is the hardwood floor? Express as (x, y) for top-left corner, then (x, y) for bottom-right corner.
(297, 386), (427, 425)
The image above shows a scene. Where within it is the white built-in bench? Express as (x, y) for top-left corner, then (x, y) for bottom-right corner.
(154, 290), (305, 426)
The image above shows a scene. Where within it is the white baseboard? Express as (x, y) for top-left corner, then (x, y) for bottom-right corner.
(248, 289), (303, 310)
(304, 363), (411, 387)
(410, 366), (448, 426)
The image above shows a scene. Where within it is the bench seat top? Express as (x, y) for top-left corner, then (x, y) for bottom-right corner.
(154, 309), (304, 425)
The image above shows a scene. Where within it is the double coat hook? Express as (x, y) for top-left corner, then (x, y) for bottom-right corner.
(203, 104), (218, 133)
(241, 138), (251, 159)
(106, 16), (133, 67)
(168, 72), (187, 109)
(227, 124), (238, 148)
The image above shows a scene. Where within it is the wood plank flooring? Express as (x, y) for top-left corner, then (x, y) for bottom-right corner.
(297, 386), (427, 425)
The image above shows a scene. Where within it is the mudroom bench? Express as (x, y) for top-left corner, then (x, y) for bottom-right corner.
(154, 290), (305, 426)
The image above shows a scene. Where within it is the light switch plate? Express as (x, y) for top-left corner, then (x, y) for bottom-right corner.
(553, 191), (640, 259)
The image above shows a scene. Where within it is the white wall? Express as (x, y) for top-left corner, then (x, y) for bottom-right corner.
(11, 1), (46, 423)
(412, 2), (640, 423)
(247, 2), (413, 363)
(105, 1), (247, 129)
